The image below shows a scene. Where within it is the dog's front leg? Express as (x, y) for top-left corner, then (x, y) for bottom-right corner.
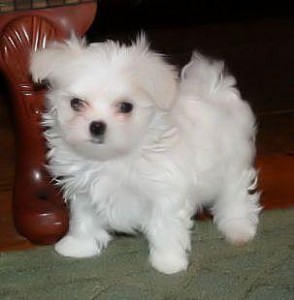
(55, 194), (111, 258)
(145, 208), (191, 274)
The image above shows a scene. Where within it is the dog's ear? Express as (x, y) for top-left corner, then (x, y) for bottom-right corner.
(131, 35), (178, 110)
(30, 34), (86, 86)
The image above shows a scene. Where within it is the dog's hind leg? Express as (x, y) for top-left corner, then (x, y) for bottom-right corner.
(211, 168), (261, 246)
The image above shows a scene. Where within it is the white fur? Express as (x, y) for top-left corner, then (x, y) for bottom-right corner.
(30, 35), (261, 274)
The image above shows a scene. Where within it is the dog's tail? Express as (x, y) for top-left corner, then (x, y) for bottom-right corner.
(179, 51), (240, 103)
(179, 51), (257, 138)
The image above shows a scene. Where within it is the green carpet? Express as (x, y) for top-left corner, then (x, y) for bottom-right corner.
(1, 209), (293, 300)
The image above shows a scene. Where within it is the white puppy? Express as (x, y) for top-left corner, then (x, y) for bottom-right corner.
(30, 35), (261, 274)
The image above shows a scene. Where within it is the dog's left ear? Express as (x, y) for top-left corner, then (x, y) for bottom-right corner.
(132, 36), (178, 110)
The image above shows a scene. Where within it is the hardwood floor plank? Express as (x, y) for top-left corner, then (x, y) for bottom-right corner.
(257, 154), (294, 209)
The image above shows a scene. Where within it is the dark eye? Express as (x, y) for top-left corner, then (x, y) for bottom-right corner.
(117, 101), (133, 114)
(71, 98), (85, 111)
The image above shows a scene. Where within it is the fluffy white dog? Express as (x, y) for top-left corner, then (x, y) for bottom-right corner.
(30, 35), (261, 274)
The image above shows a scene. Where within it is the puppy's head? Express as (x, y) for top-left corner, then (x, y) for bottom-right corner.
(30, 35), (178, 160)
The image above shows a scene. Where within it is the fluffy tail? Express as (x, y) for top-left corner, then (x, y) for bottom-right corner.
(180, 51), (240, 102)
(179, 51), (257, 139)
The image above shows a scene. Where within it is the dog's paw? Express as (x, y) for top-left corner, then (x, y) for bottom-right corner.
(220, 219), (257, 246)
(149, 250), (188, 274)
(55, 235), (100, 258)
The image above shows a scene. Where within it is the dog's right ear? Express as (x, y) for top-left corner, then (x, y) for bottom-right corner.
(30, 35), (86, 86)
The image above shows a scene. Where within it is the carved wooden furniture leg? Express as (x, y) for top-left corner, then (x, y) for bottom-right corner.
(0, 3), (97, 244)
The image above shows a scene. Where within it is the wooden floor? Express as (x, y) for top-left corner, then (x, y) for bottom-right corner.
(0, 17), (293, 252)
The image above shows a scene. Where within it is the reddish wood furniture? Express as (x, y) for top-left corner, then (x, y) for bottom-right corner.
(0, 1), (97, 244)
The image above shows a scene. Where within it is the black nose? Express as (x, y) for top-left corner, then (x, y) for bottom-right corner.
(89, 121), (106, 137)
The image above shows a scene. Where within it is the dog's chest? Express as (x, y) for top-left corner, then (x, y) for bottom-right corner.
(82, 155), (194, 232)
(87, 161), (152, 232)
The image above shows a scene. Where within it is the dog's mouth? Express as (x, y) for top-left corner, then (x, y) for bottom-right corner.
(89, 137), (105, 145)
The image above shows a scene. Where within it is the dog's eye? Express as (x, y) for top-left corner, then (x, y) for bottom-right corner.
(117, 101), (133, 114)
(71, 98), (85, 111)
